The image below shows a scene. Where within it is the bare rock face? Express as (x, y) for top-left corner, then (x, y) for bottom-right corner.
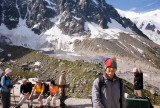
(157, 30), (160, 34)
(0, 0), (19, 29)
(26, 0), (60, 34)
(0, 0), (60, 34)
(145, 23), (156, 31)
(58, 0), (148, 38)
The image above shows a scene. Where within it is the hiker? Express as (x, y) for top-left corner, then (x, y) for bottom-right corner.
(0, 68), (14, 108)
(0, 69), (5, 80)
(92, 57), (126, 108)
(0, 69), (5, 88)
(59, 70), (66, 96)
(0, 69), (5, 98)
(133, 67), (143, 98)
(15, 78), (33, 108)
(46, 80), (60, 108)
(29, 78), (44, 108)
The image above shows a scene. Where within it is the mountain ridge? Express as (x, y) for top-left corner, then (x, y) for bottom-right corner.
(117, 9), (160, 45)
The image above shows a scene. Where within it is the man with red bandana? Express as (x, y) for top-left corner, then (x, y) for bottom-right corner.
(92, 56), (126, 108)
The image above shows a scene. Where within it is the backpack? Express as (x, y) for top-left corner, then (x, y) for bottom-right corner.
(98, 75), (123, 108)
(0, 77), (1, 87)
(0, 76), (11, 88)
(36, 82), (49, 96)
(42, 82), (49, 96)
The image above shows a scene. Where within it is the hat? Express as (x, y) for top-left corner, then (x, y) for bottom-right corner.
(132, 67), (138, 73)
(35, 78), (42, 83)
(22, 78), (27, 83)
(5, 68), (12, 74)
(103, 56), (117, 69)
(61, 70), (66, 74)
(0, 69), (4, 76)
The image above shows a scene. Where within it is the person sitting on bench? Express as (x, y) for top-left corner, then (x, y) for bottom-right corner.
(29, 78), (44, 108)
(15, 78), (32, 108)
(46, 80), (60, 108)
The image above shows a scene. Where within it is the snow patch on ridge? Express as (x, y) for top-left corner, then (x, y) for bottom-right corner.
(50, 15), (60, 23)
(130, 44), (143, 54)
(0, 19), (41, 49)
(84, 19), (132, 40)
(44, 24), (85, 52)
(117, 9), (160, 45)
(92, 0), (98, 5)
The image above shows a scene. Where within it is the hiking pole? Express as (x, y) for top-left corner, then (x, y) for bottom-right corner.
(12, 86), (17, 108)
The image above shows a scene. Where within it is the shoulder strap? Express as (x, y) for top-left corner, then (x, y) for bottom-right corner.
(98, 75), (104, 99)
(0, 77), (1, 87)
(5, 75), (7, 80)
(1, 76), (10, 88)
(119, 78), (123, 108)
(41, 83), (43, 89)
(35, 83), (42, 89)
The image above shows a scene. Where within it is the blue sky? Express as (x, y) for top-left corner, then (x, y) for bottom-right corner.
(106, 0), (160, 12)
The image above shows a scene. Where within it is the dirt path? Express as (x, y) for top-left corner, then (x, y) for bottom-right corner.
(10, 96), (93, 108)
(8, 96), (160, 108)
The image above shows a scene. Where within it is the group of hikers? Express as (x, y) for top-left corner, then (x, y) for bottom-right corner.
(0, 68), (67, 108)
(0, 56), (146, 108)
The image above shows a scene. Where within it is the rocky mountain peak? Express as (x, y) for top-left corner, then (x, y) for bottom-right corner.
(58, 0), (148, 38)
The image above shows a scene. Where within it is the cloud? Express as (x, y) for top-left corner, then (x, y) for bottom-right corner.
(146, 2), (157, 7)
(129, 7), (137, 11)
(134, 1), (159, 12)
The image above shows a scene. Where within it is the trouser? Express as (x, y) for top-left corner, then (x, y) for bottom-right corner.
(0, 90), (1, 98)
(46, 94), (60, 104)
(30, 92), (43, 100)
(134, 89), (143, 97)
(18, 93), (30, 106)
(1, 91), (10, 108)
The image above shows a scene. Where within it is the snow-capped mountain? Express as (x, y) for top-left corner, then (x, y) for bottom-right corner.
(0, 0), (148, 50)
(117, 9), (160, 45)
(1, 0), (160, 70)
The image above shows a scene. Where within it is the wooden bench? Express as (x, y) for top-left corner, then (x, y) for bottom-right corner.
(126, 98), (151, 108)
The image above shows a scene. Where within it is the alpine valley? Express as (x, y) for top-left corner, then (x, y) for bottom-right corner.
(0, 0), (160, 96)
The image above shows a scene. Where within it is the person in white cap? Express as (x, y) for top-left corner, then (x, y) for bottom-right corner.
(133, 67), (143, 98)
(0, 68), (13, 108)
(15, 78), (33, 108)
(59, 70), (67, 95)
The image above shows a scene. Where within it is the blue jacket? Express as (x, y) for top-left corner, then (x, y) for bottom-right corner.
(0, 75), (11, 92)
